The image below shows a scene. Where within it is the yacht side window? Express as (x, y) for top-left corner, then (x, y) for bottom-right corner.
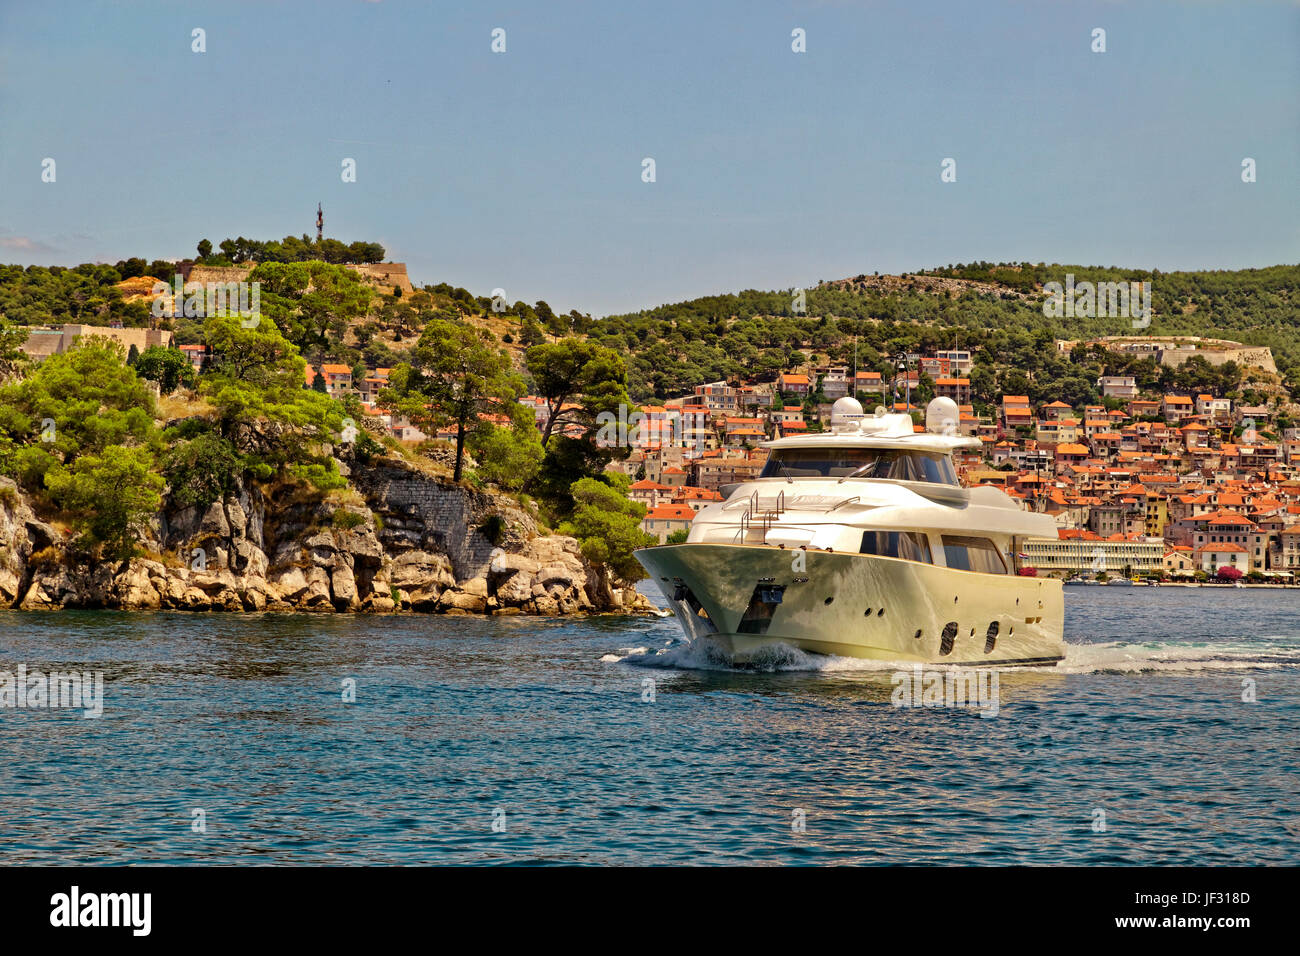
(860, 531), (932, 563)
(940, 535), (1008, 574)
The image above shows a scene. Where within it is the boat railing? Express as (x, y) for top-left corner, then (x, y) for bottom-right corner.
(736, 489), (785, 542)
(787, 494), (862, 512)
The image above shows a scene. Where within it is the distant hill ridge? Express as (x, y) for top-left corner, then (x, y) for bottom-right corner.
(590, 263), (1300, 403)
(818, 272), (1034, 299)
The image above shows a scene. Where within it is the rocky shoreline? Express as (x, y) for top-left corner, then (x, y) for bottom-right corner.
(0, 460), (658, 617)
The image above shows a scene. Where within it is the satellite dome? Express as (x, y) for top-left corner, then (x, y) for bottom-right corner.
(830, 396), (864, 431)
(925, 396), (960, 435)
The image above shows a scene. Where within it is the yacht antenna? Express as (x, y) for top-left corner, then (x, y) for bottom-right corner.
(851, 335), (859, 404)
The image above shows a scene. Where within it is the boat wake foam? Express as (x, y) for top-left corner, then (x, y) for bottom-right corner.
(1044, 640), (1300, 675)
(604, 631), (1300, 676)
(613, 639), (856, 673)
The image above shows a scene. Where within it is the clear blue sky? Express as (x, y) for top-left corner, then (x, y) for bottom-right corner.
(1, 0), (1297, 315)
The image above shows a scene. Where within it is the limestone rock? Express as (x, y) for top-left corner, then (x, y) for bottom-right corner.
(439, 589), (487, 613)
(331, 565), (359, 610)
(116, 560), (163, 610)
(301, 566), (333, 610)
(270, 567), (310, 602)
(0, 452), (655, 617)
(0, 569), (19, 604)
(364, 594), (397, 613)
(494, 572), (534, 606)
(199, 500), (231, 538)
(536, 565), (574, 588)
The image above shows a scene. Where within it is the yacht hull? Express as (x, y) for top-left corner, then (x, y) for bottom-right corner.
(635, 543), (1065, 666)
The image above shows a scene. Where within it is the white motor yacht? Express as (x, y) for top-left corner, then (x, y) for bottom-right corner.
(635, 396), (1065, 666)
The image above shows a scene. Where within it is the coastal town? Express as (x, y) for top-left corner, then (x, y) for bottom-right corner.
(13, 270), (1300, 586)
(585, 341), (1300, 583)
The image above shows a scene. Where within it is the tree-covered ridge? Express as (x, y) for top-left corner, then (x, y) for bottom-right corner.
(196, 234), (386, 266)
(0, 262), (156, 328)
(919, 261), (1300, 301)
(0, 254), (650, 578)
(0, 240), (601, 392)
(591, 264), (1300, 403)
(0, 339), (165, 558)
(0, 313), (353, 560)
(0, 234), (389, 333)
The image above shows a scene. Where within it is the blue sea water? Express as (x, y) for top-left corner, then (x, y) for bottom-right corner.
(0, 586), (1297, 865)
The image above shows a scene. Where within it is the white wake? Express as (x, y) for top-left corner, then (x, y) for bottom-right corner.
(603, 634), (1300, 676)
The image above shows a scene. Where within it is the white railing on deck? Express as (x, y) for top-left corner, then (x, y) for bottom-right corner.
(737, 490), (784, 541)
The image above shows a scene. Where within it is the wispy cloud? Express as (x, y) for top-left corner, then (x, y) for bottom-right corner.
(0, 235), (61, 255)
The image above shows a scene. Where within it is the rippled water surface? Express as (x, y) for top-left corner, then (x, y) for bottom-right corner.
(1, 586), (1297, 864)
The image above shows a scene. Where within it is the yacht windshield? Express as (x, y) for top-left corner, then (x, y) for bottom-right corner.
(758, 447), (958, 485)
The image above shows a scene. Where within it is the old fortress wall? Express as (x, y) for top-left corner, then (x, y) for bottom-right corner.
(1057, 336), (1277, 374)
(180, 261), (413, 294)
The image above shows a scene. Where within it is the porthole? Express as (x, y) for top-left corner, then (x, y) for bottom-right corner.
(939, 622), (958, 656)
(985, 621), (999, 653)
(824, 597), (834, 605)
(864, 608), (873, 616)
(877, 607), (885, 617)
(914, 628), (923, 640)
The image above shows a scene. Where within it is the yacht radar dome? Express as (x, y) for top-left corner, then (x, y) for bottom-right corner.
(925, 396), (960, 436)
(830, 396), (865, 432)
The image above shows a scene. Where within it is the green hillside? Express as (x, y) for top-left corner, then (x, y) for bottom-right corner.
(589, 263), (1300, 407)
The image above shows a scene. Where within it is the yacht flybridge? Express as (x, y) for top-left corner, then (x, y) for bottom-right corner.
(634, 396), (1065, 666)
